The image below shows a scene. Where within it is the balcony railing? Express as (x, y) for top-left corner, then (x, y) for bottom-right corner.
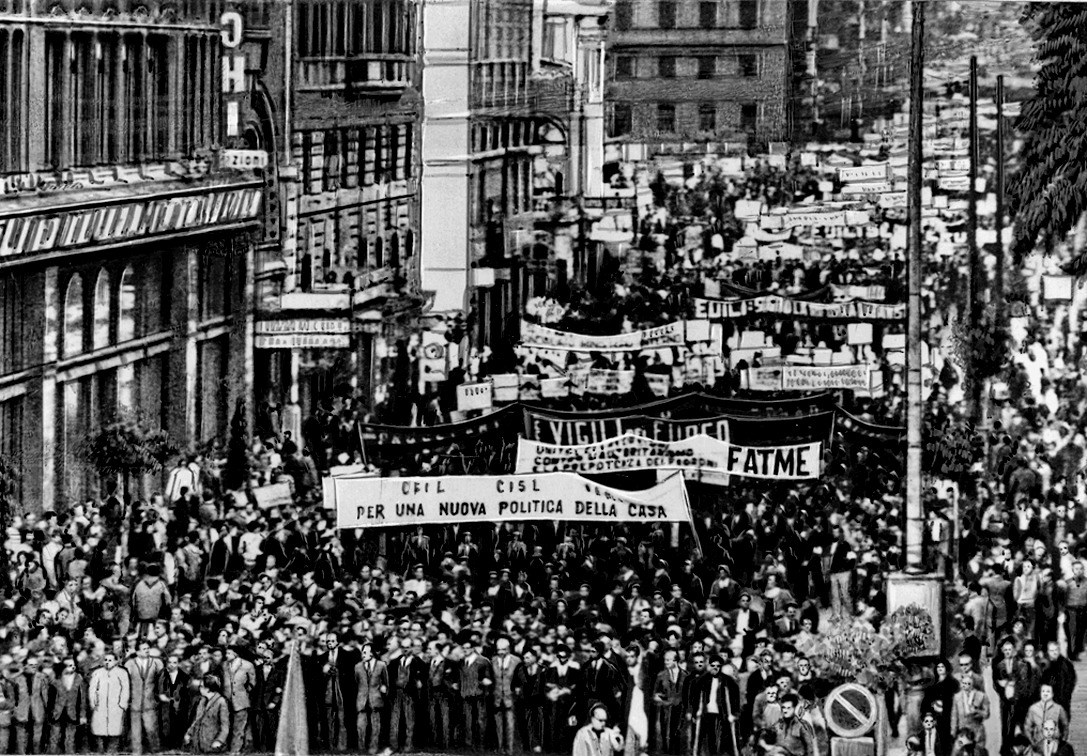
(297, 54), (415, 93)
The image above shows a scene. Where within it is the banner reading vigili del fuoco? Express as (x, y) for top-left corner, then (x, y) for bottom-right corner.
(331, 472), (691, 529)
(514, 434), (822, 481)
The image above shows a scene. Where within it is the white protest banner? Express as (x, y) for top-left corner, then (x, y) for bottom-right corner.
(839, 164), (889, 182)
(332, 472), (691, 529)
(521, 321), (684, 352)
(457, 382), (494, 411)
(515, 434), (822, 481)
(692, 296), (904, 321)
(781, 365), (871, 391)
(782, 211), (846, 229)
(253, 482), (293, 510)
(749, 366), (784, 391)
(831, 284), (886, 301)
(322, 467), (377, 509)
(841, 182), (892, 196)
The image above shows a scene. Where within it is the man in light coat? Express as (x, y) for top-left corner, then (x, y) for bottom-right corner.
(221, 646), (257, 753)
(949, 671), (990, 749)
(573, 704), (616, 756)
(89, 653), (130, 754)
(492, 637), (521, 756)
(125, 638), (164, 754)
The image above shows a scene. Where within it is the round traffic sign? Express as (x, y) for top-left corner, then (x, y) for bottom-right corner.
(422, 343), (445, 360)
(824, 683), (878, 738)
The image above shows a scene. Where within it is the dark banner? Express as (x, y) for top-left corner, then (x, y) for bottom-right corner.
(522, 409), (838, 447)
(358, 405), (521, 452)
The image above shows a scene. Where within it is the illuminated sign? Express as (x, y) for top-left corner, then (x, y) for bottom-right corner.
(0, 187), (262, 259)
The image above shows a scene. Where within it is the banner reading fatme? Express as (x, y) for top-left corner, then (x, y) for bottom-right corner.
(515, 434), (822, 481)
(332, 472), (691, 529)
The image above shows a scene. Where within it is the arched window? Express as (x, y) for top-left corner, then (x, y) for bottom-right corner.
(63, 275), (84, 358)
(118, 266), (137, 342)
(93, 269), (111, 350)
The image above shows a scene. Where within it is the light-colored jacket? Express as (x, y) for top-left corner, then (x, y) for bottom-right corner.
(573, 724), (616, 756)
(89, 666), (130, 736)
(222, 658), (257, 712)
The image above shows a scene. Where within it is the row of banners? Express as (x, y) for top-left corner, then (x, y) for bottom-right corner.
(357, 391), (905, 456)
(692, 295), (905, 321)
(520, 320), (710, 352)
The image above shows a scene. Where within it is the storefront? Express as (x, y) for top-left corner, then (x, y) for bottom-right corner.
(0, 179), (263, 511)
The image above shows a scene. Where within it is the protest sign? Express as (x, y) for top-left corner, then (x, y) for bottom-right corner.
(781, 365), (872, 391)
(253, 482), (293, 510)
(521, 321), (685, 352)
(692, 296), (904, 321)
(332, 472), (691, 529)
(515, 434), (822, 481)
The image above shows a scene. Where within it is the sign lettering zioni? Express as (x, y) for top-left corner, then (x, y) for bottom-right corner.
(331, 472), (692, 529)
(0, 188), (262, 259)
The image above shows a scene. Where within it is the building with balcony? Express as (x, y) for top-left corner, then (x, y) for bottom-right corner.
(420, 0), (538, 353)
(605, 0), (791, 156)
(0, 0), (265, 510)
(248, 0), (425, 431)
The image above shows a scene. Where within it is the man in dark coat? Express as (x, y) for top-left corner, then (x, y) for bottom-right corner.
(319, 632), (360, 752)
(253, 649), (283, 752)
(1039, 641), (1077, 713)
(160, 653), (191, 750)
(185, 675), (230, 753)
(388, 638), (427, 752)
(583, 641), (623, 722)
(49, 658), (87, 754)
(693, 656), (741, 756)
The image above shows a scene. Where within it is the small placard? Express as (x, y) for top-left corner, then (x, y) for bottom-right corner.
(1043, 275), (1075, 302)
(456, 381), (494, 411)
(253, 482), (293, 510)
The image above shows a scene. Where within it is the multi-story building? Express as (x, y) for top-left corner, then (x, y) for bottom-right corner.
(250, 0), (425, 430)
(420, 0), (538, 351)
(605, 0), (791, 155)
(0, 0), (265, 509)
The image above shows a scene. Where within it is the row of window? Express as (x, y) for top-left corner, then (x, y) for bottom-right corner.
(0, 26), (220, 173)
(614, 0), (760, 32)
(475, 0), (533, 61)
(614, 53), (759, 80)
(607, 101), (758, 137)
(296, 0), (415, 59)
(299, 123), (414, 196)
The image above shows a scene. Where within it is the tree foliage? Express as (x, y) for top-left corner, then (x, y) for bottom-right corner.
(1008, 3), (1087, 270)
(79, 419), (179, 480)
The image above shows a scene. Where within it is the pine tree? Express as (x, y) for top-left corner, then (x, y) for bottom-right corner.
(1007, 3), (1087, 269)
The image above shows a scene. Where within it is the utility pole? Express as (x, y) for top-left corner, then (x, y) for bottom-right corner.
(967, 56), (981, 424)
(905, 0), (925, 573)
(995, 74), (1006, 305)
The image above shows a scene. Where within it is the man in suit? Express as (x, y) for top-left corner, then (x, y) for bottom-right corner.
(729, 592), (763, 658)
(126, 638), (164, 754)
(460, 635), (493, 750)
(426, 642), (457, 750)
(583, 641), (623, 722)
(25, 654), (53, 755)
(653, 649), (686, 754)
(950, 671), (990, 749)
(776, 603), (803, 639)
(49, 658), (87, 755)
(1040, 642), (1077, 713)
(388, 638), (427, 753)
(492, 637), (520, 756)
(159, 653), (190, 751)
(513, 647), (546, 754)
(1024, 683), (1069, 744)
(319, 632), (360, 752)
(544, 646), (581, 754)
(354, 642), (388, 755)
(599, 584), (629, 638)
(680, 652), (707, 755)
(184, 675), (230, 753)
(252, 648), (282, 752)
(693, 655), (741, 756)
(919, 711), (948, 756)
(1033, 719), (1074, 756)
(221, 646), (257, 753)
(995, 639), (1033, 750)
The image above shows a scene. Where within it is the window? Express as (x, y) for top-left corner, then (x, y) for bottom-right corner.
(658, 56), (676, 78)
(658, 1), (676, 29)
(700, 1), (718, 28)
(0, 28), (26, 172)
(0, 276), (24, 376)
(741, 102), (759, 131)
(93, 270), (111, 351)
(299, 0), (416, 58)
(699, 103), (717, 132)
(657, 103), (676, 133)
(63, 275), (84, 359)
(739, 54), (758, 77)
(0, 396), (23, 501)
(200, 250), (231, 320)
(609, 102), (633, 137)
(118, 267), (137, 343)
(739, 0), (759, 29)
(698, 56), (717, 80)
(614, 1), (632, 30)
(615, 55), (634, 79)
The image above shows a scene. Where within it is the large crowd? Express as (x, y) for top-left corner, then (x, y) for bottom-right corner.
(2, 135), (1085, 756)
